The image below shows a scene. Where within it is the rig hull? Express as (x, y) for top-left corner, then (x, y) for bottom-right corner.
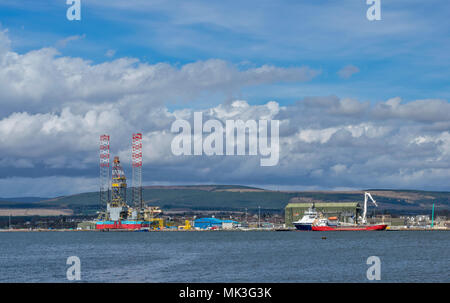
(96, 220), (150, 230)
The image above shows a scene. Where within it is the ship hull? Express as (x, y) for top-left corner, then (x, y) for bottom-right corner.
(311, 224), (388, 231)
(294, 223), (313, 231)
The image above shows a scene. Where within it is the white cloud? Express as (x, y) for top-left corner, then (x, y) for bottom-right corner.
(298, 128), (337, 144)
(0, 29), (320, 116)
(0, 28), (11, 56)
(0, 95), (449, 196)
(373, 97), (450, 122)
(337, 65), (360, 79)
(0, 30), (449, 196)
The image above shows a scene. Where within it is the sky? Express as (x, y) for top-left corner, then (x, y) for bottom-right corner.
(0, 0), (449, 197)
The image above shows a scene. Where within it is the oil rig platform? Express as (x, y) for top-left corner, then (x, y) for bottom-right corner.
(96, 134), (163, 230)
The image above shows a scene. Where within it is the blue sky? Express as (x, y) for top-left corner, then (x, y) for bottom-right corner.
(0, 1), (449, 196)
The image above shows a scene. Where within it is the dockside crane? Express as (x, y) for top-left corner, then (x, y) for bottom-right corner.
(360, 192), (378, 224)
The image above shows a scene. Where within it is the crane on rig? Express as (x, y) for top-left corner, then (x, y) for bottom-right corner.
(360, 192), (378, 224)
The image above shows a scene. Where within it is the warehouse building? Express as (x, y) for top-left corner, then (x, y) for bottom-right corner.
(285, 202), (361, 227)
(194, 218), (239, 229)
(77, 221), (97, 230)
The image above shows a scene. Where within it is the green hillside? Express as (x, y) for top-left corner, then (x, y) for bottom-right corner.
(1, 185), (449, 216)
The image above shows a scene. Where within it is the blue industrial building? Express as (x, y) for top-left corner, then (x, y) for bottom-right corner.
(194, 218), (238, 229)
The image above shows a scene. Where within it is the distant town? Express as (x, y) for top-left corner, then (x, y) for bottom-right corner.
(1, 200), (448, 231)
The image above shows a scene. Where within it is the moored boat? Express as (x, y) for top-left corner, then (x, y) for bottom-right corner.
(296, 192), (388, 231)
(293, 204), (319, 231)
(311, 192), (388, 231)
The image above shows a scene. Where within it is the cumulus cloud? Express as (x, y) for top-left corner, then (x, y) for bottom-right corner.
(337, 65), (360, 79)
(373, 97), (450, 122)
(0, 30), (320, 116)
(0, 95), (449, 196)
(0, 28), (11, 55)
(0, 30), (449, 196)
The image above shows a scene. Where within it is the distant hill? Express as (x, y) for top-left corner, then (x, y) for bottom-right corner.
(0, 197), (51, 203)
(0, 185), (449, 216)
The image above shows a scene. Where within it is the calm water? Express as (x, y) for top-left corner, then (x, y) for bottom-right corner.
(0, 231), (448, 282)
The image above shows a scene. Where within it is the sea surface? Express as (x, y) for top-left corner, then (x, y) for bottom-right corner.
(0, 231), (448, 282)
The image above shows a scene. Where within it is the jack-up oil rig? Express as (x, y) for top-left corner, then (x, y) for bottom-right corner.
(96, 134), (163, 230)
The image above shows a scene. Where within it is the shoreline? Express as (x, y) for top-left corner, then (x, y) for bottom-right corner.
(0, 227), (448, 232)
